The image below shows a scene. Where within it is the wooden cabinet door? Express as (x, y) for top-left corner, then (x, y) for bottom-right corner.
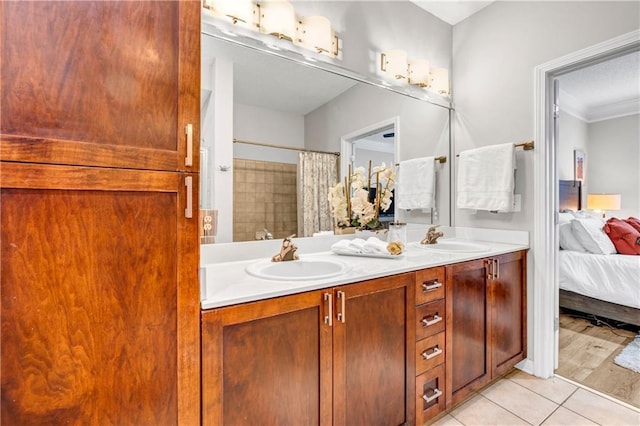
(0, 0), (200, 172)
(490, 251), (527, 377)
(202, 290), (332, 426)
(445, 259), (491, 407)
(333, 274), (415, 426)
(0, 163), (200, 425)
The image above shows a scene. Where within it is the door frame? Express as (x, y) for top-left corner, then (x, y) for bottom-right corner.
(531, 30), (639, 378)
(340, 117), (400, 180)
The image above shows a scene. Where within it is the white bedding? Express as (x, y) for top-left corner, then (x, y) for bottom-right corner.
(559, 250), (640, 309)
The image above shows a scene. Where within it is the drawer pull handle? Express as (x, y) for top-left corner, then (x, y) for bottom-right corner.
(185, 123), (193, 167)
(422, 314), (442, 327)
(337, 290), (346, 323)
(422, 345), (442, 360)
(423, 388), (443, 403)
(422, 280), (442, 292)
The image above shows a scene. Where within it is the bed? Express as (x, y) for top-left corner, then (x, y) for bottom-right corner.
(558, 180), (640, 326)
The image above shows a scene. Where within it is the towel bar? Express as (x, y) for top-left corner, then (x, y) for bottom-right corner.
(395, 156), (447, 166)
(455, 140), (534, 157)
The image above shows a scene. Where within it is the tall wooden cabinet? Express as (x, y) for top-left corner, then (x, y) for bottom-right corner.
(201, 274), (415, 426)
(1, 2), (201, 424)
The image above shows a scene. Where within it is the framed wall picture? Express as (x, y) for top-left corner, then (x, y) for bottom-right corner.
(574, 150), (586, 182)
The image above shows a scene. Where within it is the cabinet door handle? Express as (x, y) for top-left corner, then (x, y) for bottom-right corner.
(185, 123), (193, 167)
(486, 259), (493, 280)
(422, 280), (442, 292)
(494, 258), (499, 280)
(324, 293), (333, 326)
(422, 345), (443, 360)
(336, 290), (346, 323)
(184, 176), (193, 218)
(422, 388), (443, 403)
(421, 313), (442, 327)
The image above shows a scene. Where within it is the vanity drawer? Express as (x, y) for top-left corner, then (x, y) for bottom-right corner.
(416, 364), (446, 424)
(415, 267), (445, 305)
(416, 299), (445, 340)
(416, 332), (445, 375)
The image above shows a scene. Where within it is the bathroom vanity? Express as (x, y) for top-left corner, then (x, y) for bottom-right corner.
(200, 229), (528, 425)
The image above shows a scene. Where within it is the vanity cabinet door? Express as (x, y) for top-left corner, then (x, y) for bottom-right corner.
(332, 273), (415, 426)
(0, 0), (200, 172)
(202, 290), (333, 426)
(445, 259), (491, 407)
(489, 251), (527, 377)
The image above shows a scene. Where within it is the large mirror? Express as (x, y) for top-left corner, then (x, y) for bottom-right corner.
(201, 28), (451, 243)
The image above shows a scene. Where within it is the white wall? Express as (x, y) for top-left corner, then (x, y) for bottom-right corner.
(233, 103), (304, 164)
(587, 113), (640, 219)
(452, 0), (640, 230)
(558, 111), (589, 206)
(306, 82), (451, 225)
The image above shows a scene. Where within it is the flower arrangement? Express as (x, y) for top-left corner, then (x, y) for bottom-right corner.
(328, 161), (396, 231)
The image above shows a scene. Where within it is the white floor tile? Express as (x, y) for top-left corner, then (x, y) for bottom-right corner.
(430, 413), (464, 426)
(507, 371), (577, 405)
(481, 379), (558, 425)
(563, 388), (640, 425)
(449, 394), (529, 426)
(541, 406), (598, 426)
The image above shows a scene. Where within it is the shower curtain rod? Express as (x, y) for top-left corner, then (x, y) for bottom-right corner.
(233, 138), (340, 157)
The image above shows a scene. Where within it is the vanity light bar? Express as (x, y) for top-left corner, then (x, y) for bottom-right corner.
(203, 0), (341, 59)
(380, 51), (449, 95)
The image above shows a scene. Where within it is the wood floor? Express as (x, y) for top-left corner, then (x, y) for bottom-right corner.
(556, 313), (640, 407)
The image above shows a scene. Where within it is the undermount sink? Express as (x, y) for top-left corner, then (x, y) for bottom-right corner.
(415, 240), (490, 253)
(246, 258), (351, 281)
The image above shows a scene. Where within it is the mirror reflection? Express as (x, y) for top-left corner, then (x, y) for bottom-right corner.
(201, 33), (451, 243)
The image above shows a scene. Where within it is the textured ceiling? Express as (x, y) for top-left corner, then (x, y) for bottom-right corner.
(558, 51), (640, 121)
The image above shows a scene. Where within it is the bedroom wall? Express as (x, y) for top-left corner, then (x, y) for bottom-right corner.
(451, 1), (640, 231)
(558, 111), (589, 206)
(587, 113), (640, 219)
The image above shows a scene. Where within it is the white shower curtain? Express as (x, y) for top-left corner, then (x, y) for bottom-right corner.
(297, 152), (339, 237)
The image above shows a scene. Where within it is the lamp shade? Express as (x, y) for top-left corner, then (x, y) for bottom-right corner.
(209, 0), (255, 25)
(408, 59), (430, 86)
(430, 68), (449, 95)
(260, 0), (296, 41)
(299, 16), (333, 54)
(381, 50), (408, 80)
(587, 193), (621, 211)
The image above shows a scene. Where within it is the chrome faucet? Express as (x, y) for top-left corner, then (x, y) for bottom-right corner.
(271, 234), (299, 262)
(421, 225), (444, 245)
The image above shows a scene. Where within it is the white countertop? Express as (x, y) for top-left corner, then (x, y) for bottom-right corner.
(200, 226), (529, 310)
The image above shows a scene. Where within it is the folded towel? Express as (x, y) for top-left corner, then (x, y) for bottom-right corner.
(457, 143), (515, 211)
(397, 156), (436, 210)
(362, 237), (389, 254)
(331, 239), (360, 254)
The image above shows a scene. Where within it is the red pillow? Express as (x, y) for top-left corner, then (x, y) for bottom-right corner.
(625, 217), (640, 233)
(604, 218), (640, 255)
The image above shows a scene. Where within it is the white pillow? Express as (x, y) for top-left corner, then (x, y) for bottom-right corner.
(571, 218), (617, 255)
(558, 212), (574, 225)
(559, 222), (587, 252)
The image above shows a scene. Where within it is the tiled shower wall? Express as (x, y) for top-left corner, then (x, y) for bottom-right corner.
(233, 159), (298, 242)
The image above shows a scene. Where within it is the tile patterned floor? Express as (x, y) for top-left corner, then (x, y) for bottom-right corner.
(430, 370), (640, 426)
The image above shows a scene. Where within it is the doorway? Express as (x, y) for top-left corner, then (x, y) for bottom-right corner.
(532, 30), (640, 382)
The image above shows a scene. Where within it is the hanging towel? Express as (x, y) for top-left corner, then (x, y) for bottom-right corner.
(397, 156), (435, 210)
(457, 143), (515, 211)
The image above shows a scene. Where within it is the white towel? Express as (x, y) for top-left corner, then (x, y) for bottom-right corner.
(362, 237), (389, 254)
(397, 156), (435, 210)
(456, 143), (515, 211)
